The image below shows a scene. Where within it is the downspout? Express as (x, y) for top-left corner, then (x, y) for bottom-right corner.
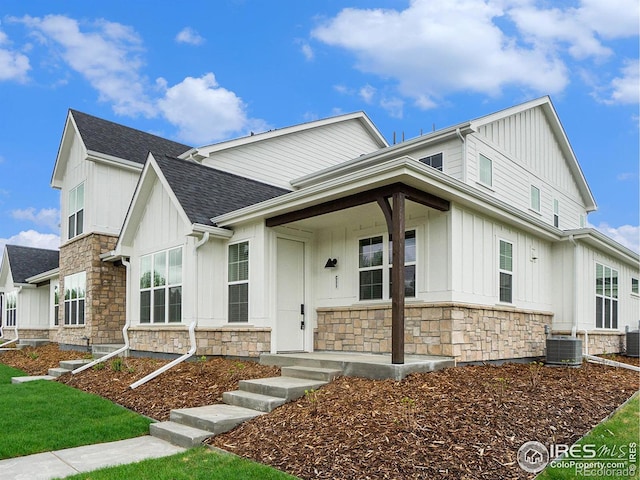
(568, 235), (579, 338)
(73, 258), (132, 374)
(0, 287), (21, 349)
(456, 128), (467, 183)
(130, 232), (209, 389)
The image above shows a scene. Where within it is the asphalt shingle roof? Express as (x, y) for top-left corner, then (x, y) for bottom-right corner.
(71, 110), (192, 165)
(153, 154), (291, 226)
(5, 245), (59, 283)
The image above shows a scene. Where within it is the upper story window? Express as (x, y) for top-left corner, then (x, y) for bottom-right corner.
(499, 240), (513, 303)
(579, 214), (586, 228)
(64, 271), (86, 325)
(140, 247), (182, 324)
(479, 154), (492, 187)
(68, 183), (84, 240)
(358, 231), (416, 301)
(5, 291), (17, 327)
(553, 199), (559, 227)
(595, 263), (618, 329)
(419, 152), (443, 171)
(632, 278), (639, 295)
(228, 242), (249, 323)
(530, 185), (541, 212)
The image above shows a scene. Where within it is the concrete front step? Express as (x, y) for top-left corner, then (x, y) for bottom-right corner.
(48, 367), (71, 378)
(222, 390), (287, 413)
(16, 339), (50, 348)
(169, 404), (264, 435)
(261, 352), (455, 380)
(281, 365), (342, 382)
(11, 375), (55, 384)
(239, 376), (326, 401)
(150, 421), (213, 449)
(59, 359), (93, 370)
(91, 344), (126, 358)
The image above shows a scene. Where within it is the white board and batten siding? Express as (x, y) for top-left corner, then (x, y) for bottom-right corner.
(554, 243), (640, 333)
(60, 130), (141, 242)
(467, 106), (588, 230)
(90, 162), (141, 236)
(202, 119), (383, 188)
(449, 205), (553, 311)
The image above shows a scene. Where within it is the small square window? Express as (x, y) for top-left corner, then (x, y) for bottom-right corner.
(419, 152), (443, 171)
(632, 278), (639, 295)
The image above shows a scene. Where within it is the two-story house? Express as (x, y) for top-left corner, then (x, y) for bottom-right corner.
(2, 96), (638, 365)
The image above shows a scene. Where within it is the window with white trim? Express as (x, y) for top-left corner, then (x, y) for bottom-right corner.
(553, 199), (559, 227)
(530, 185), (541, 212)
(358, 231), (416, 301)
(64, 272), (86, 325)
(228, 242), (249, 323)
(632, 278), (639, 295)
(68, 183), (84, 240)
(595, 263), (618, 329)
(579, 214), (586, 228)
(479, 154), (492, 187)
(419, 152), (443, 171)
(5, 291), (17, 327)
(499, 240), (513, 303)
(140, 247), (182, 324)
(53, 283), (60, 326)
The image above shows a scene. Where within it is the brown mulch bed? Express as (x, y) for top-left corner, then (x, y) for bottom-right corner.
(0, 344), (280, 421)
(1, 345), (638, 479)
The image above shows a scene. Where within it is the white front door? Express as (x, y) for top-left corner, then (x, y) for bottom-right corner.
(276, 238), (305, 352)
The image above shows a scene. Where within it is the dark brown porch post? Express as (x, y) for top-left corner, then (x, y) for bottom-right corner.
(391, 191), (405, 364)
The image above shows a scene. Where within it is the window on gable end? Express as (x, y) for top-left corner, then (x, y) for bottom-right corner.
(68, 183), (84, 240)
(419, 152), (443, 171)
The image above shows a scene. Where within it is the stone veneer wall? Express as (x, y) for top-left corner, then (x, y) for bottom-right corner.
(13, 329), (52, 340)
(54, 233), (126, 347)
(552, 330), (624, 355)
(315, 303), (552, 362)
(128, 327), (271, 358)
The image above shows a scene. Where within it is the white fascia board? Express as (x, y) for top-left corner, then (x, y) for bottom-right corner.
(25, 268), (59, 284)
(562, 229), (639, 266)
(190, 223), (234, 239)
(183, 111), (388, 159)
(212, 156), (564, 242)
(292, 123), (472, 189)
(86, 150), (144, 173)
(51, 113), (84, 189)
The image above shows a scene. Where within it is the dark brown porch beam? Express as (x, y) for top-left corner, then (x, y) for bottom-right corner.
(265, 182), (449, 227)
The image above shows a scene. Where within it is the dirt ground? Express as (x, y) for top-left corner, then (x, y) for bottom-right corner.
(1, 344), (638, 480)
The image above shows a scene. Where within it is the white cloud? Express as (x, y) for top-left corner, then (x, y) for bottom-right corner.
(380, 97), (404, 119)
(18, 15), (155, 117)
(616, 172), (637, 181)
(156, 73), (269, 145)
(0, 29), (30, 82)
(175, 27), (204, 46)
(593, 222), (640, 253)
(359, 84), (376, 103)
(311, 0), (638, 109)
(0, 230), (60, 252)
(605, 59), (640, 105)
(11, 207), (60, 232)
(300, 42), (314, 61)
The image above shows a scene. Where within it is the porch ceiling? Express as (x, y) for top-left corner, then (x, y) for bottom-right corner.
(265, 182), (449, 228)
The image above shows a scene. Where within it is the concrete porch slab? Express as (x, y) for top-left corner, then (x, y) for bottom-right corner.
(260, 351), (455, 381)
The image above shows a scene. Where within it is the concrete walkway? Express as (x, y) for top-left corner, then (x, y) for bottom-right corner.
(0, 436), (184, 480)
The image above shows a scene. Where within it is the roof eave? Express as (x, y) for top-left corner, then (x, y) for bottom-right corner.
(25, 267), (60, 284)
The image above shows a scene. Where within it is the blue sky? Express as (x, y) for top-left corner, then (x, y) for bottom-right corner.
(0, 0), (638, 253)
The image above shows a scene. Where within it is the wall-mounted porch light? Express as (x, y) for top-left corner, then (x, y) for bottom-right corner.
(324, 258), (337, 268)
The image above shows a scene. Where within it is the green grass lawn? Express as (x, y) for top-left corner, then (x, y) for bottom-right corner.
(0, 363), (152, 459)
(537, 394), (639, 480)
(58, 447), (298, 480)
